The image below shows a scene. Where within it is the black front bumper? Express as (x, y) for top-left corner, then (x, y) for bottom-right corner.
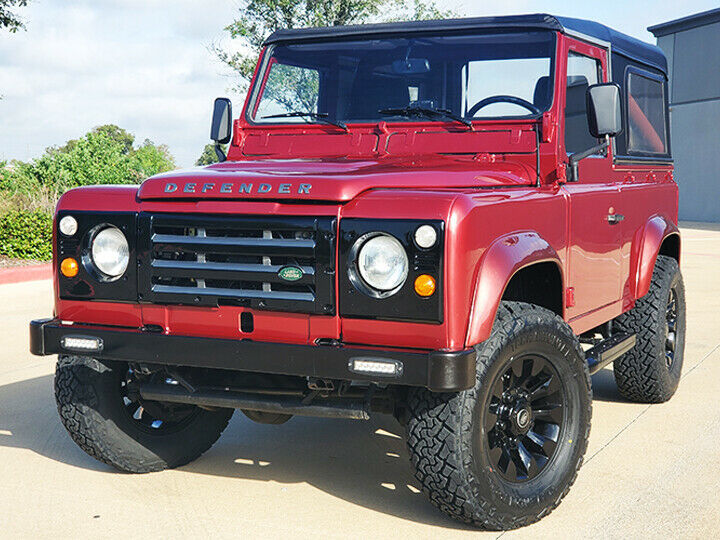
(30, 318), (476, 392)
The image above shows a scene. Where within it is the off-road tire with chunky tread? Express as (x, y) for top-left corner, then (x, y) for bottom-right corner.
(55, 355), (234, 473)
(613, 255), (685, 403)
(405, 302), (592, 530)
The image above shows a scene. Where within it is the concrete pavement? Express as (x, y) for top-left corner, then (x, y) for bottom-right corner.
(1, 223), (719, 538)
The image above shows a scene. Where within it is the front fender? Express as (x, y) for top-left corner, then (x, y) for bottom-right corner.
(464, 231), (562, 347)
(633, 215), (680, 299)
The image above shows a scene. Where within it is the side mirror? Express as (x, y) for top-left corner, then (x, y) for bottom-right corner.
(586, 83), (622, 138)
(210, 97), (232, 144)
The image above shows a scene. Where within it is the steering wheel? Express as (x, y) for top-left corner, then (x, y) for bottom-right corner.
(467, 95), (540, 117)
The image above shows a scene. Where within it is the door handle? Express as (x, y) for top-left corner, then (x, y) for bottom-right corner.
(607, 213), (625, 225)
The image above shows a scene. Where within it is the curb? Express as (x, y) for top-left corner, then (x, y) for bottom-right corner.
(0, 263), (52, 285)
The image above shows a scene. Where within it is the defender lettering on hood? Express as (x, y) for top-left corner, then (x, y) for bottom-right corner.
(164, 181), (312, 195)
(137, 156), (534, 202)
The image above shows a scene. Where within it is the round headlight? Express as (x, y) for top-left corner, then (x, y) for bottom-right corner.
(357, 234), (408, 292)
(414, 224), (437, 249)
(59, 215), (78, 237)
(91, 226), (129, 278)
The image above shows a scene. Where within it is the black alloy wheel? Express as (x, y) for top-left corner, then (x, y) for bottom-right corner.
(485, 354), (565, 482)
(665, 288), (678, 368)
(120, 368), (200, 433)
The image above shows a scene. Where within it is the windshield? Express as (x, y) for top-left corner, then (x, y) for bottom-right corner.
(249, 31), (555, 125)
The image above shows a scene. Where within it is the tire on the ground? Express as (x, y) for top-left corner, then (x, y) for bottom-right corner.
(405, 301), (592, 530)
(55, 355), (233, 473)
(613, 254), (686, 403)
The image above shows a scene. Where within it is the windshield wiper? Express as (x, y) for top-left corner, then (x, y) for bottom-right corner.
(261, 111), (348, 132)
(379, 105), (473, 130)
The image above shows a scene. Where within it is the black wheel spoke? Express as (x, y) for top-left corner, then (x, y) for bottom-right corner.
(534, 420), (560, 442)
(528, 429), (557, 456)
(485, 404), (499, 432)
(502, 370), (513, 392)
(510, 357), (523, 383)
(520, 357), (534, 384)
(505, 454), (518, 479)
(528, 375), (551, 400)
(499, 448), (512, 474)
(517, 442), (534, 475)
(490, 377), (504, 402)
(520, 441), (542, 480)
(532, 403), (563, 424)
(488, 445), (503, 466)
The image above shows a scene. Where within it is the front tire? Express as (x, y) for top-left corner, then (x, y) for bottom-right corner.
(613, 255), (686, 403)
(55, 355), (233, 473)
(406, 302), (592, 530)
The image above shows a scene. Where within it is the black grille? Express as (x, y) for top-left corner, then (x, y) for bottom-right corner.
(137, 213), (336, 314)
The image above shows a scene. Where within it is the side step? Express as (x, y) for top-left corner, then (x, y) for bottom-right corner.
(136, 383), (371, 420)
(585, 333), (636, 375)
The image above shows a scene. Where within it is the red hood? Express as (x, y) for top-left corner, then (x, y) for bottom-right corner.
(137, 155), (534, 202)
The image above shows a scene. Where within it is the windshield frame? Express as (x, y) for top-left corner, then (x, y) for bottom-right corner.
(244, 30), (558, 128)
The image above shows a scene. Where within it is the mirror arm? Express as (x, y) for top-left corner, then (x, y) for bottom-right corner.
(567, 136), (610, 182)
(214, 143), (227, 163)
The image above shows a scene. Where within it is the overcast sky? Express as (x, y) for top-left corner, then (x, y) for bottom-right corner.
(0, 0), (717, 168)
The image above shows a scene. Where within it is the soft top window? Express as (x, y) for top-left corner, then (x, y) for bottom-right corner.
(626, 70), (667, 155)
(611, 54), (670, 160)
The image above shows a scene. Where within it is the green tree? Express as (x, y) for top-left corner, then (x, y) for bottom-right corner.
(1, 125), (176, 204)
(215, 0), (453, 95)
(196, 143), (227, 166)
(0, 0), (27, 33)
(93, 124), (136, 155)
(130, 139), (176, 178)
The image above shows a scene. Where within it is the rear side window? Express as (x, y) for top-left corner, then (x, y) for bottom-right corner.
(611, 54), (670, 159)
(626, 70), (667, 155)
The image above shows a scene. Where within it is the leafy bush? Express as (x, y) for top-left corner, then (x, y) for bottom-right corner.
(0, 210), (53, 260)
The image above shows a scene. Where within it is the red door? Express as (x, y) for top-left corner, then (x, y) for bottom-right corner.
(561, 43), (623, 321)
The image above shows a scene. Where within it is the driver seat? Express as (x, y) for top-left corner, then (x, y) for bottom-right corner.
(533, 76), (552, 111)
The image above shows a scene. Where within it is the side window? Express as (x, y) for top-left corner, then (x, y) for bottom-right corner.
(254, 62), (320, 121)
(626, 71), (668, 155)
(564, 52), (602, 154)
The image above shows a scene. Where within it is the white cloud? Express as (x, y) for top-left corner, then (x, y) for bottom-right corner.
(0, 0), (241, 167)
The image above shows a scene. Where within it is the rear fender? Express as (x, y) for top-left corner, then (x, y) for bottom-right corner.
(464, 232), (562, 347)
(634, 215), (680, 299)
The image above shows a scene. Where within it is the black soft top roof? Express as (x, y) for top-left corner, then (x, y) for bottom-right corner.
(264, 13), (667, 76)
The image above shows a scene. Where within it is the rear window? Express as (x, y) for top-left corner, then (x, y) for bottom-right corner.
(626, 70), (668, 155)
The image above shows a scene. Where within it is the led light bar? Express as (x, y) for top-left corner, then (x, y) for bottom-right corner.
(61, 335), (104, 352)
(348, 357), (403, 377)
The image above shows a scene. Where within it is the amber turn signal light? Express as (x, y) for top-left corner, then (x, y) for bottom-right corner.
(60, 257), (79, 278)
(414, 274), (436, 297)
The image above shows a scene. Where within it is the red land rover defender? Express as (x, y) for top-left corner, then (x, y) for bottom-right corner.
(30, 14), (685, 530)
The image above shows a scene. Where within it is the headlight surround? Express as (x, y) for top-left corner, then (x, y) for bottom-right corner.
(90, 226), (130, 279)
(339, 218), (444, 323)
(354, 233), (409, 296)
